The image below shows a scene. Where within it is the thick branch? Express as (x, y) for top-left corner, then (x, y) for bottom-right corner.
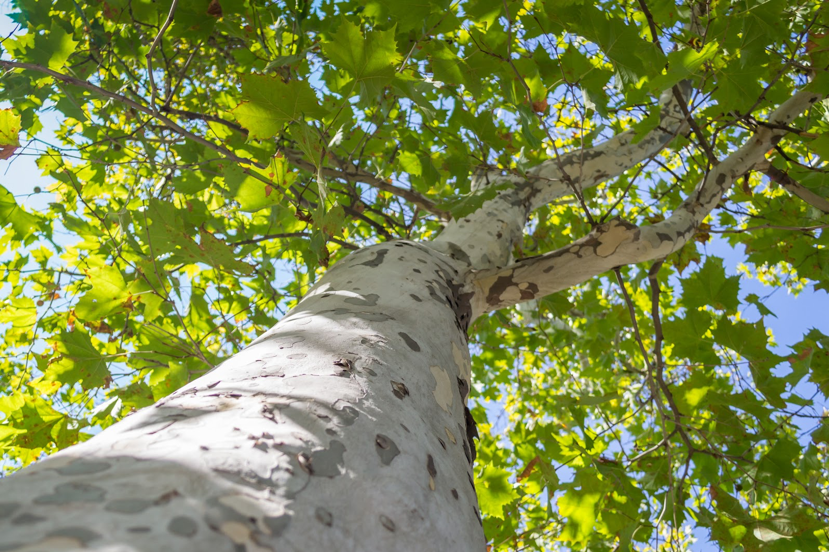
(471, 89), (824, 316)
(525, 84), (691, 211)
(435, 85), (692, 270)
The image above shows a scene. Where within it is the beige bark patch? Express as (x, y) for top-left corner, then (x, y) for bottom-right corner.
(7, 537), (83, 551)
(220, 521), (252, 544)
(596, 221), (635, 257)
(429, 476), (436, 491)
(452, 342), (471, 382)
(444, 427), (457, 444)
(220, 521), (274, 551)
(430, 365), (453, 412)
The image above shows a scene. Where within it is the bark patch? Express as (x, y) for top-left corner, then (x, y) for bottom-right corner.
(54, 460), (111, 476)
(264, 514), (292, 537)
(105, 498), (152, 514)
(398, 332), (421, 352)
(357, 249), (387, 267)
(305, 440), (347, 477)
(426, 454), (437, 478)
(48, 527), (101, 544)
(380, 515), (396, 532)
(390, 381), (409, 399)
(168, 516), (199, 537)
(430, 365), (453, 412)
(11, 513), (45, 525)
(34, 482), (106, 505)
(315, 507), (333, 527)
(375, 434), (401, 465)
(0, 502), (20, 519)
(344, 293), (379, 307)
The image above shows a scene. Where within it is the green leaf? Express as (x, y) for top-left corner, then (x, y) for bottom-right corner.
(32, 22), (79, 70)
(681, 257), (740, 313)
(713, 318), (786, 407)
(0, 298), (37, 332)
(648, 41), (719, 93)
(744, 292), (775, 317)
(558, 483), (603, 543)
(197, 230), (254, 275)
(233, 75), (326, 139)
(44, 331), (110, 390)
(75, 266), (130, 321)
(477, 464), (519, 518)
(0, 109), (21, 152)
(0, 184), (41, 240)
(321, 20), (399, 96)
(224, 161), (292, 212)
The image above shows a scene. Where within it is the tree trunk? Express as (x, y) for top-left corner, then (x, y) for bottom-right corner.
(0, 241), (485, 552)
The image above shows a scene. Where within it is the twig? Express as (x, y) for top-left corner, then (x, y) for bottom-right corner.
(147, 0), (179, 112)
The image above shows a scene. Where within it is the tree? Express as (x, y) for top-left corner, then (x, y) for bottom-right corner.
(0, 0), (828, 549)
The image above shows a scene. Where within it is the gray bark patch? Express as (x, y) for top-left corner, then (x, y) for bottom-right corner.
(357, 249), (387, 267)
(127, 526), (152, 533)
(334, 404), (359, 426)
(451, 489), (459, 499)
(105, 498), (153, 514)
(54, 460), (111, 476)
(344, 293), (379, 307)
(315, 507), (333, 527)
(409, 294), (422, 302)
(374, 434), (401, 466)
(379, 515), (396, 532)
(264, 514), (292, 537)
(307, 440), (346, 477)
(0, 502), (20, 519)
(168, 516), (199, 537)
(34, 482), (106, 504)
(48, 527), (101, 544)
(427, 454), (437, 478)
(398, 332), (420, 352)
(11, 513), (46, 525)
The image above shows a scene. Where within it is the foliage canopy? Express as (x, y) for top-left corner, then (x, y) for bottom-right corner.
(1, 0), (828, 549)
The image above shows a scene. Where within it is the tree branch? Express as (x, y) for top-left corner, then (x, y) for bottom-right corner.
(757, 162), (829, 213)
(0, 59), (265, 169)
(280, 148), (450, 220)
(470, 89), (824, 317)
(524, 84), (692, 211)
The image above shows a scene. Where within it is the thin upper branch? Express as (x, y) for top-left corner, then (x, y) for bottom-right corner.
(757, 161), (829, 213)
(470, 89), (824, 317)
(0, 59), (265, 169)
(280, 149), (450, 220)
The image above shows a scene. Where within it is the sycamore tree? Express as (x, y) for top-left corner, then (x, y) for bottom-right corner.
(0, 0), (828, 550)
